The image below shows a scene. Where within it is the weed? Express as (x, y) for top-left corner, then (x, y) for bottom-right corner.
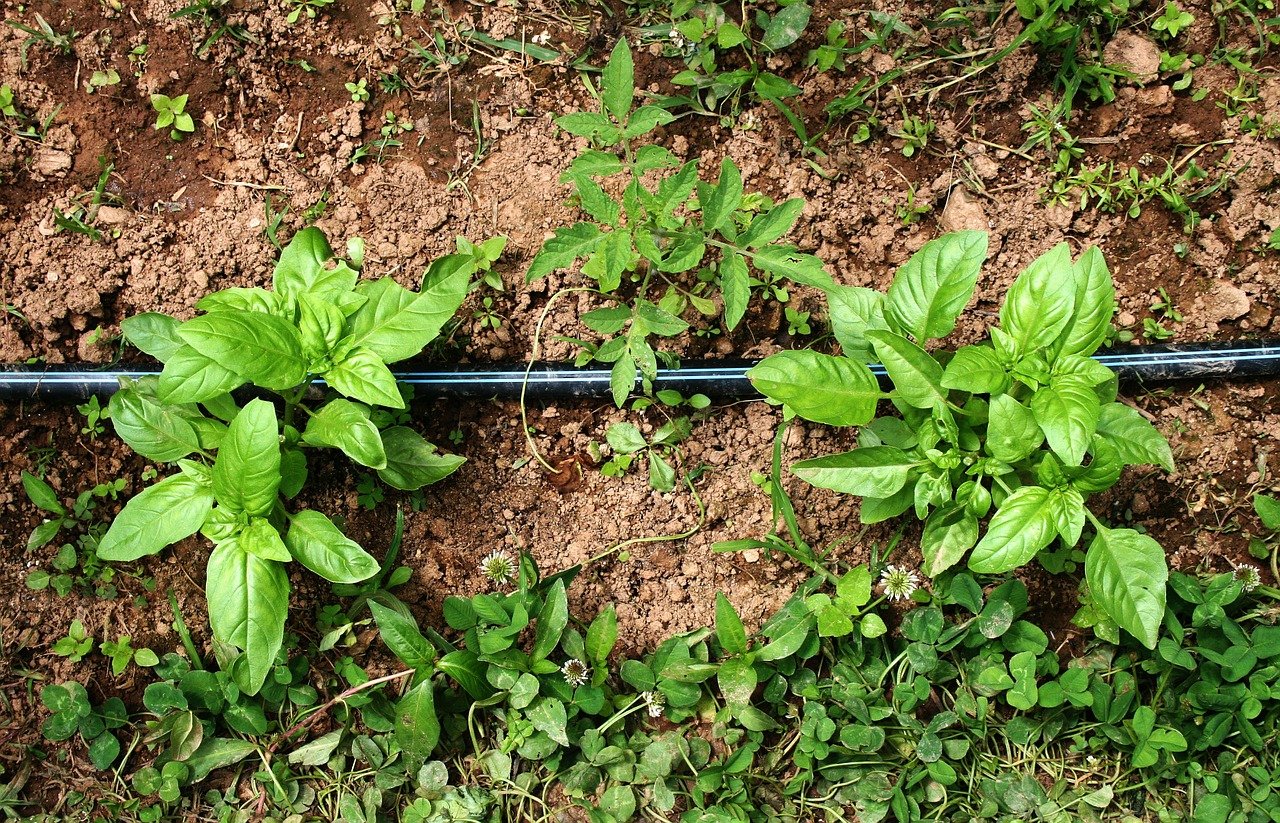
(6, 14), (78, 67)
(599, 417), (691, 491)
(285, 0), (334, 24)
(346, 78), (370, 103)
(77, 395), (109, 439)
(22, 471), (127, 598)
(51, 620), (94, 663)
(41, 683), (127, 770)
(150, 94), (196, 141)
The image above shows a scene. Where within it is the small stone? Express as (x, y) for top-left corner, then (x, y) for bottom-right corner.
(1201, 280), (1250, 323)
(939, 187), (988, 233)
(1102, 32), (1161, 85)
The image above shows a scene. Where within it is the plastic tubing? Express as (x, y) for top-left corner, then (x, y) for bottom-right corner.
(1, 340), (1278, 402)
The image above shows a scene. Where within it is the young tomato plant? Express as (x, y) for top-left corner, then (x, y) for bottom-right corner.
(748, 231), (1175, 648)
(532, 38), (833, 406)
(99, 227), (490, 693)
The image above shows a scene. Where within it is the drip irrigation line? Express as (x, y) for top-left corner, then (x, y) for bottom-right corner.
(2, 340), (1279, 402)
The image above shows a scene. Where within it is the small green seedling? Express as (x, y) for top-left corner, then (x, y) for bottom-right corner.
(0, 84), (20, 117)
(346, 78), (370, 102)
(599, 418), (691, 491)
(285, 0), (334, 23)
(7, 14), (78, 67)
(52, 620), (94, 662)
(151, 93), (195, 140)
(41, 682), (128, 770)
(87, 69), (120, 93)
(100, 636), (161, 677)
(1153, 3), (1194, 38)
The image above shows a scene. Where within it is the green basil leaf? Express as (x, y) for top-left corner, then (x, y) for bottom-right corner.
(121, 312), (183, 362)
(206, 539), (289, 695)
(21, 471), (64, 515)
(195, 287), (283, 316)
(98, 474), (214, 561)
(867, 330), (947, 410)
(274, 227), (338, 296)
(108, 380), (204, 462)
(178, 313), (307, 391)
(986, 394), (1042, 463)
(747, 351), (881, 426)
(921, 504), (979, 577)
(344, 260), (472, 364)
(827, 286), (889, 362)
(600, 38), (634, 122)
(740, 198), (804, 248)
(377, 427), (464, 490)
(1031, 376), (1101, 467)
(1095, 403), (1174, 472)
(324, 347), (403, 409)
(394, 681), (440, 770)
(1084, 526), (1167, 649)
(793, 446), (918, 498)
(699, 158), (743, 233)
(158, 345), (245, 404)
(998, 243), (1076, 357)
(885, 230), (987, 344)
(968, 486), (1058, 574)
(1053, 246), (1115, 360)
(302, 399), (386, 469)
(1049, 487), (1086, 545)
(721, 251), (750, 331)
(941, 345), (1010, 394)
(1256, 495), (1280, 532)
(212, 398), (280, 517)
(297, 293), (347, 359)
(1071, 436), (1123, 493)
(238, 517), (291, 562)
(527, 223), (603, 281)
(285, 510), (380, 584)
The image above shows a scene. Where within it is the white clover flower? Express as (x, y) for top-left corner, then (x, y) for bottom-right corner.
(668, 28), (688, 50)
(1234, 564), (1262, 593)
(880, 564), (920, 602)
(562, 658), (591, 687)
(479, 550), (517, 587)
(641, 690), (665, 717)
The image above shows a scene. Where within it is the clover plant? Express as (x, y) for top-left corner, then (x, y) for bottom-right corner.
(748, 231), (1175, 647)
(99, 227), (493, 693)
(532, 39), (833, 405)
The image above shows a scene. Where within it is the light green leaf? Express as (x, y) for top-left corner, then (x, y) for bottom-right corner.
(827, 286), (889, 361)
(699, 158), (743, 233)
(286, 510), (379, 584)
(527, 698), (569, 747)
(21, 472), (64, 515)
(600, 39), (634, 122)
(121, 313), (184, 362)
(206, 539), (289, 695)
(792, 447), (917, 498)
(324, 347), (403, 409)
(941, 345), (1009, 394)
(721, 251), (750, 331)
(885, 231), (987, 344)
(968, 486), (1058, 573)
(867, 330), (947, 410)
(1096, 403), (1174, 472)
(178, 312), (307, 391)
(740, 199), (804, 248)
(1085, 526), (1167, 649)
(527, 223), (602, 281)
(108, 381), (203, 462)
(986, 394), (1043, 463)
(750, 246), (835, 289)
(1256, 495), (1280, 532)
(344, 260), (472, 364)
(98, 475), (214, 561)
(302, 399), (386, 469)
(1053, 246), (1115, 360)
(238, 517), (291, 562)
(921, 505), (979, 577)
(195, 287), (283, 316)
(158, 345), (245, 404)
(586, 606), (618, 666)
(378, 427), (464, 490)
(1031, 376), (1101, 466)
(532, 580), (569, 662)
(747, 351), (881, 426)
(998, 244), (1076, 357)
(273, 227), (358, 299)
(212, 398), (280, 517)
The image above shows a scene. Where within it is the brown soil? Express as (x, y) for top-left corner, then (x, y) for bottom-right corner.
(2, 0), (1279, 808)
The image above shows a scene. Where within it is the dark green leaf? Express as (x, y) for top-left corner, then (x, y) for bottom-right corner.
(286, 510), (380, 584)
(377, 427), (464, 490)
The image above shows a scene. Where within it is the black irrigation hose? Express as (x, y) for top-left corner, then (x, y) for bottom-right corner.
(1, 341), (1279, 402)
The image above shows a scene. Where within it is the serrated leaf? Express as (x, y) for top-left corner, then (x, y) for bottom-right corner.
(528, 223), (602, 281)
(600, 39), (634, 122)
(700, 158), (743, 233)
(740, 198), (804, 248)
(747, 351), (881, 426)
(721, 251), (750, 331)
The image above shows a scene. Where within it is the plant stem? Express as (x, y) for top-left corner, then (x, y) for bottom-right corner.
(266, 668), (414, 755)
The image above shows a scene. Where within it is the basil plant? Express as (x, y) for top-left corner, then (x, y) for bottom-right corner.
(748, 231), (1175, 648)
(99, 227), (496, 693)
